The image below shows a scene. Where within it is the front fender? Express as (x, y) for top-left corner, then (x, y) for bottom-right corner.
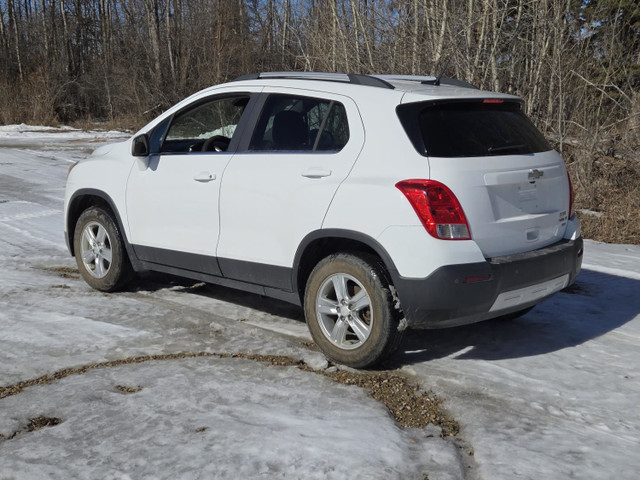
(65, 189), (142, 271)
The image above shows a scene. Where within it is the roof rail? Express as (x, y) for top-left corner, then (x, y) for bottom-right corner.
(433, 77), (478, 89)
(373, 74), (477, 90)
(232, 72), (395, 89)
(374, 74), (437, 83)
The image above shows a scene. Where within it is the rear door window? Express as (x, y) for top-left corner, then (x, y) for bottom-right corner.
(249, 94), (349, 152)
(398, 101), (551, 157)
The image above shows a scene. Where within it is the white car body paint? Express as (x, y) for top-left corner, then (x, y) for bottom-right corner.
(65, 75), (576, 280)
(428, 150), (570, 258)
(64, 140), (133, 238)
(216, 87), (366, 267)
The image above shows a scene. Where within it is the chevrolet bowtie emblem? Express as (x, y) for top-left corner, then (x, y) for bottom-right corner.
(528, 169), (544, 181)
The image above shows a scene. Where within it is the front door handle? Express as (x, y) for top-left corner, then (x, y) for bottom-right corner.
(301, 168), (332, 178)
(194, 172), (216, 182)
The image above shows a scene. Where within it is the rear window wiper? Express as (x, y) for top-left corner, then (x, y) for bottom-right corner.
(487, 143), (525, 154)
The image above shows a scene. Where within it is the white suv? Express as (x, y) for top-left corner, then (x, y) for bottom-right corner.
(64, 72), (583, 368)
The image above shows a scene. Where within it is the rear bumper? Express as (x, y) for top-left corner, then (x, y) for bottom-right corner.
(394, 237), (583, 328)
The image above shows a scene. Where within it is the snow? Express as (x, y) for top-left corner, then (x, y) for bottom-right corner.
(1, 359), (461, 480)
(0, 123), (127, 154)
(1, 125), (639, 479)
(578, 208), (604, 218)
(393, 244), (640, 479)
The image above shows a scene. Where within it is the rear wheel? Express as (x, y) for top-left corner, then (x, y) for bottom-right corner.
(73, 206), (133, 292)
(304, 253), (404, 368)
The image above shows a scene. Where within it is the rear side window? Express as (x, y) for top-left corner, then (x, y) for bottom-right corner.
(249, 94), (349, 152)
(398, 101), (551, 157)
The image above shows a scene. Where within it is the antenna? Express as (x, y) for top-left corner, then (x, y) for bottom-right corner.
(434, 56), (452, 86)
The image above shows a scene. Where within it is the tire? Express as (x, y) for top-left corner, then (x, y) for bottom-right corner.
(304, 253), (404, 369)
(73, 206), (133, 292)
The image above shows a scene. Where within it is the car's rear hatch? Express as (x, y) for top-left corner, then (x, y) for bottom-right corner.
(397, 99), (571, 258)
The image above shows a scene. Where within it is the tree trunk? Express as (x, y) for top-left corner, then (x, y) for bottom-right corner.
(8, 0), (24, 81)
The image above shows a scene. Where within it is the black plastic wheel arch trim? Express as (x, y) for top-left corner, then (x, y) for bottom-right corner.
(291, 229), (403, 295)
(66, 188), (142, 270)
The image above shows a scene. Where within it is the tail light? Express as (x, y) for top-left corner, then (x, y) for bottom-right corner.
(567, 171), (574, 218)
(396, 179), (471, 240)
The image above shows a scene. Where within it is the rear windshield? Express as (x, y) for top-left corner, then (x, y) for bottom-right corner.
(397, 101), (551, 157)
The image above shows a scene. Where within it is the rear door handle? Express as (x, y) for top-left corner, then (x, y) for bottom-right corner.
(301, 168), (332, 178)
(194, 172), (216, 182)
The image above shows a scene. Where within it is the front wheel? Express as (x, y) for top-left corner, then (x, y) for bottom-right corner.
(73, 206), (133, 292)
(304, 253), (404, 369)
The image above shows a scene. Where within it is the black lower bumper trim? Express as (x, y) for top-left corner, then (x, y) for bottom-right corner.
(394, 238), (583, 328)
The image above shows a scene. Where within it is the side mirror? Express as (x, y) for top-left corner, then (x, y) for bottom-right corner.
(131, 134), (150, 157)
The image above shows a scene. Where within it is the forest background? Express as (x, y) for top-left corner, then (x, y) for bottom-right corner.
(0, 0), (638, 243)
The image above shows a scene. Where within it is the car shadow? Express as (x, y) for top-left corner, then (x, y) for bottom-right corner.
(386, 268), (640, 366)
(130, 268), (639, 367)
